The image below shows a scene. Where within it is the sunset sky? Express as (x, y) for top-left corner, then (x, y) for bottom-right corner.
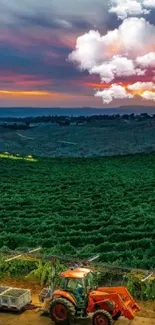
(0, 0), (155, 108)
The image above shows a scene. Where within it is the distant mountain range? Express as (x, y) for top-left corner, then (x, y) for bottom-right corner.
(0, 106), (154, 117)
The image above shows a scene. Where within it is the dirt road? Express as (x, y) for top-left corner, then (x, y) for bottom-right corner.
(0, 279), (155, 325)
(1, 306), (155, 325)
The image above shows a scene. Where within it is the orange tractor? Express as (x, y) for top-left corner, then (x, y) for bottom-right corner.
(4, 248), (141, 325)
(44, 265), (140, 325)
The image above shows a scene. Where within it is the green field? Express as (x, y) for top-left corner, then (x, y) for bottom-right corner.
(0, 152), (155, 269)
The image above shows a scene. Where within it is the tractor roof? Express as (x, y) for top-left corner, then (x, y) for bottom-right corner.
(60, 267), (91, 279)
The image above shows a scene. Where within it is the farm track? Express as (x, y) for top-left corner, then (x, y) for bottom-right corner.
(1, 310), (155, 325)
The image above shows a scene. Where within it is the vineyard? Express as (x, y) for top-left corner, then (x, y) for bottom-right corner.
(0, 256), (155, 300)
(0, 152), (155, 269)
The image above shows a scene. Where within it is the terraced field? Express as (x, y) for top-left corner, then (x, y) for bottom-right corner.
(0, 153), (155, 268)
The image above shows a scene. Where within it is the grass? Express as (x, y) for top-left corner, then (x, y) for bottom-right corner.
(0, 152), (155, 268)
(0, 152), (37, 161)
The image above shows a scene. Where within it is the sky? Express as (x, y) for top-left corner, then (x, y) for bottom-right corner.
(0, 0), (155, 108)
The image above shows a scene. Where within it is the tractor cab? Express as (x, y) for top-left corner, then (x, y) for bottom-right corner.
(58, 267), (94, 304)
(59, 277), (84, 299)
(51, 267), (95, 321)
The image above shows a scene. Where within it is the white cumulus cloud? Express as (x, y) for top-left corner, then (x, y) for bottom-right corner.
(95, 84), (133, 103)
(68, 17), (155, 71)
(68, 1), (155, 104)
(89, 56), (144, 83)
(127, 81), (155, 90)
(109, 0), (150, 20)
(68, 17), (155, 84)
(136, 52), (155, 67)
(143, 0), (155, 8)
(141, 90), (155, 100)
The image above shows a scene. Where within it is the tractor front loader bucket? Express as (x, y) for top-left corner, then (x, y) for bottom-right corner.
(97, 286), (140, 320)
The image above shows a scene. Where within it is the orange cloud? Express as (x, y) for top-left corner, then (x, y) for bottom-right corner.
(0, 90), (51, 97)
(130, 89), (155, 95)
(0, 89), (92, 101)
(0, 89), (87, 98)
(86, 81), (129, 89)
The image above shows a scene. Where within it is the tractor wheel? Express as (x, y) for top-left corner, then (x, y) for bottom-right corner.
(49, 297), (76, 325)
(112, 311), (121, 320)
(92, 310), (114, 325)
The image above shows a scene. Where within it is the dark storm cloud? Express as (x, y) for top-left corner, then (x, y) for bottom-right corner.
(147, 9), (155, 25)
(0, 0), (154, 31)
(14, 12), (60, 29)
(0, 40), (87, 81)
(69, 18), (93, 31)
(12, 11), (73, 30)
(8, 10), (94, 33)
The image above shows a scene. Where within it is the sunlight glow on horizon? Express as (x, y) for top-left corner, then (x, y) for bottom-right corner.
(86, 82), (155, 96)
(0, 90), (52, 97)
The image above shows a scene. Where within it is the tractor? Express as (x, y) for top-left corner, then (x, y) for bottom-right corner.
(40, 265), (140, 325)
(3, 248), (142, 324)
